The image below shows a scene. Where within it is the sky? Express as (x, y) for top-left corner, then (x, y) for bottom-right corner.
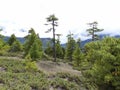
(0, 0), (120, 43)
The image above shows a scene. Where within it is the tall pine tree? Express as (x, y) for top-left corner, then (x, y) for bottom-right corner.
(65, 32), (76, 61)
(86, 21), (103, 41)
(45, 14), (58, 61)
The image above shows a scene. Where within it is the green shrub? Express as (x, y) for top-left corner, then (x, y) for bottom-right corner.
(25, 61), (38, 72)
(51, 77), (80, 90)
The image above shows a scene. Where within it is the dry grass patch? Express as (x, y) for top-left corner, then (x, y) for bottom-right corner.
(0, 56), (23, 61)
(37, 61), (81, 76)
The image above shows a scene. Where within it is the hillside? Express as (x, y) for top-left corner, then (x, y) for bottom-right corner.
(0, 56), (87, 90)
(1, 36), (120, 90)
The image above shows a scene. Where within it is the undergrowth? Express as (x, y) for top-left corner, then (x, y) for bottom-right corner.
(0, 58), (87, 90)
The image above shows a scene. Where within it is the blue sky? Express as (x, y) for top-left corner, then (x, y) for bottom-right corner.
(0, 0), (120, 43)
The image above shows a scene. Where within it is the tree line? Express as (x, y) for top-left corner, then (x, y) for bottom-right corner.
(0, 14), (120, 90)
(0, 14), (104, 61)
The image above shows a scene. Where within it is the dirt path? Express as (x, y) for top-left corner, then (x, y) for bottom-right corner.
(37, 61), (81, 76)
(0, 56), (23, 60)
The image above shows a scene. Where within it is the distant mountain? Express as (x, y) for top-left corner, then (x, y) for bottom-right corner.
(114, 35), (120, 38)
(81, 34), (120, 47)
(61, 39), (92, 48)
(4, 36), (52, 49)
(61, 34), (120, 48)
(4, 36), (25, 44)
(3, 34), (120, 48)
(41, 38), (52, 48)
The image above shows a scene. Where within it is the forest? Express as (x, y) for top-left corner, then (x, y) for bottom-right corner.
(0, 15), (120, 90)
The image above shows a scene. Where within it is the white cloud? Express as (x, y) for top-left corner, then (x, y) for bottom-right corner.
(0, 0), (120, 43)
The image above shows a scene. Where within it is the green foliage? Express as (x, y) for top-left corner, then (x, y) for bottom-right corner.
(7, 34), (17, 46)
(0, 58), (26, 73)
(46, 14), (59, 62)
(44, 41), (53, 57)
(24, 28), (43, 60)
(0, 57), (86, 90)
(0, 28), (3, 39)
(0, 58), (49, 90)
(51, 77), (80, 90)
(0, 72), (49, 90)
(0, 39), (10, 56)
(56, 40), (64, 59)
(46, 14), (58, 22)
(23, 60), (38, 72)
(83, 37), (120, 90)
(65, 33), (76, 61)
(56, 72), (82, 85)
(6, 34), (23, 54)
(86, 21), (103, 41)
(0, 39), (4, 49)
(9, 40), (23, 52)
(73, 39), (83, 66)
(29, 41), (42, 60)
(45, 40), (64, 59)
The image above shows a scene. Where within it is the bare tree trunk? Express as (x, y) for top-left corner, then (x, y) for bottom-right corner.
(52, 20), (56, 62)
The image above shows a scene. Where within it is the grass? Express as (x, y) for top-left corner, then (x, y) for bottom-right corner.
(0, 58), (49, 90)
(0, 56), (88, 90)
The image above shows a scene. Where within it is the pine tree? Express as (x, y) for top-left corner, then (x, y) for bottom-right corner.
(45, 14), (58, 61)
(0, 38), (5, 49)
(0, 28), (10, 54)
(29, 40), (42, 60)
(73, 38), (82, 66)
(86, 21), (103, 41)
(45, 38), (64, 59)
(84, 37), (120, 90)
(0, 28), (3, 43)
(9, 40), (23, 52)
(56, 39), (64, 59)
(24, 28), (43, 60)
(24, 29), (36, 56)
(7, 34), (17, 46)
(0, 28), (4, 39)
(44, 41), (53, 57)
(65, 32), (76, 61)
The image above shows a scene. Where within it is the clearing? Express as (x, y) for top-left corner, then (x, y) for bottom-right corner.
(37, 61), (81, 75)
